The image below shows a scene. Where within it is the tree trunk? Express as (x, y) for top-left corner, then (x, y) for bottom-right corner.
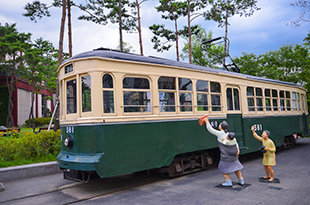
(6, 55), (15, 127)
(223, 7), (228, 70)
(187, 0), (192, 64)
(28, 82), (35, 131)
(43, 83), (47, 117)
(54, 0), (67, 131)
(136, 0), (143, 55)
(67, 0), (73, 57)
(174, 18), (179, 62)
(119, 0), (123, 52)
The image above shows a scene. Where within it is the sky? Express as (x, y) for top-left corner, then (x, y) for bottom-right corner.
(0, 0), (308, 63)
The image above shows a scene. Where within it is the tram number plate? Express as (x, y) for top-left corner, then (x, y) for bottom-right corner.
(66, 126), (75, 134)
(253, 124), (263, 131)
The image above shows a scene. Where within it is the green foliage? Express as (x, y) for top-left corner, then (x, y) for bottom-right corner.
(0, 23), (32, 127)
(180, 26), (224, 67)
(23, 1), (51, 22)
(115, 42), (135, 53)
(0, 130), (61, 167)
(234, 43), (310, 111)
(204, 0), (260, 27)
(24, 117), (55, 127)
(78, 0), (136, 31)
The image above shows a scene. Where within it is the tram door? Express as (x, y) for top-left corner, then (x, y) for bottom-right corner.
(226, 86), (245, 148)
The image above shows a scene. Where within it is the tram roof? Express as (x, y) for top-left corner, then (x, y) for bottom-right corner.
(62, 48), (303, 89)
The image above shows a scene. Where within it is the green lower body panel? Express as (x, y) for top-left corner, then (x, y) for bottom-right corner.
(57, 152), (104, 171)
(57, 114), (308, 178)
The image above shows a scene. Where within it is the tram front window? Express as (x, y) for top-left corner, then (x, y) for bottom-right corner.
(123, 77), (151, 113)
(102, 74), (114, 113)
(81, 75), (91, 112)
(66, 79), (76, 114)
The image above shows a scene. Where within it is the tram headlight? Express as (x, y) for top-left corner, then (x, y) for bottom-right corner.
(64, 135), (73, 148)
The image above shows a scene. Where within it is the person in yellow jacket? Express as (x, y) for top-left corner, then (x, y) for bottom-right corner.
(251, 126), (276, 182)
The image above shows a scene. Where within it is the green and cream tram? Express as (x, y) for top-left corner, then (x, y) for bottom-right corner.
(57, 48), (309, 181)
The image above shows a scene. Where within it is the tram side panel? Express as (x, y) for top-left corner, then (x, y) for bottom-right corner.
(58, 119), (221, 179)
(96, 119), (220, 178)
(241, 114), (307, 153)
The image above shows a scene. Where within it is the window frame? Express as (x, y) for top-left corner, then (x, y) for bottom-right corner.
(196, 80), (209, 112)
(102, 73), (115, 114)
(122, 76), (152, 114)
(179, 77), (193, 112)
(158, 76), (176, 113)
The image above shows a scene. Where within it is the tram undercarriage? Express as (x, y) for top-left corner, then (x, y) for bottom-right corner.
(157, 151), (214, 178)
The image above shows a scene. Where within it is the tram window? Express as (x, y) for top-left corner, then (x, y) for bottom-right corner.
(158, 77), (176, 112)
(123, 77), (150, 89)
(226, 88), (240, 111)
(211, 95), (221, 111)
(247, 98), (255, 111)
(123, 91), (151, 112)
(158, 77), (176, 89)
(179, 78), (192, 91)
(211, 82), (221, 111)
(272, 90), (278, 111)
(227, 88), (233, 110)
(280, 91), (285, 111)
(196, 80), (208, 92)
(297, 93), (300, 111)
(179, 78), (192, 112)
(102, 74), (114, 113)
(66, 79), (76, 114)
(234, 89), (240, 110)
(292, 92), (297, 111)
(256, 88), (263, 111)
(197, 80), (208, 111)
(102, 74), (113, 88)
(197, 94), (208, 111)
(180, 93), (192, 112)
(247, 87), (254, 96)
(159, 92), (175, 112)
(81, 75), (91, 112)
(247, 87), (255, 111)
(286, 91), (291, 111)
(123, 77), (151, 113)
(265, 89), (271, 111)
(211, 82), (221, 93)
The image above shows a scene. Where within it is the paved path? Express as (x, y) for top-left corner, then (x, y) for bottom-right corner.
(1, 138), (309, 205)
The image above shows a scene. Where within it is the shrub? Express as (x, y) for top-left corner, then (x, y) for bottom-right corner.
(0, 130), (61, 167)
(24, 117), (55, 127)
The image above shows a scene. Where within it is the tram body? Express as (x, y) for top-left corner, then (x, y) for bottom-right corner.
(57, 48), (309, 180)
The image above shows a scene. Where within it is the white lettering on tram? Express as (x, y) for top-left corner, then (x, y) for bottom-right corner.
(253, 124), (263, 131)
(66, 126), (74, 134)
(210, 121), (219, 129)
